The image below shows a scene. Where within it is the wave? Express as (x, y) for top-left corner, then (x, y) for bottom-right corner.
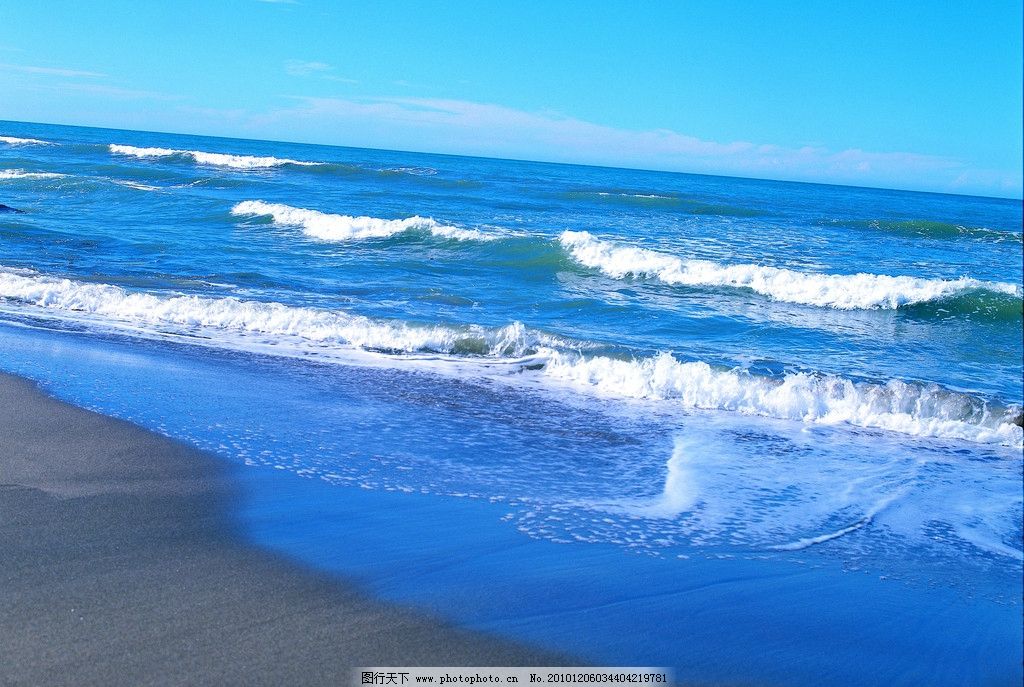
(231, 200), (494, 242)
(0, 136), (53, 146)
(560, 190), (761, 216)
(901, 291), (1023, 322)
(831, 218), (1022, 243)
(383, 166), (438, 176)
(109, 144), (321, 170)
(108, 179), (161, 192)
(0, 268), (549, 357)
(0, 170), (169, 194)
(0, 169), (167, 194)
(541, 351), (1022, 446)
(107, 144), (452, 181)
(559, 231), (1022, 311)
(0, 169), (66, 180)
(0, 267), (1020, 447)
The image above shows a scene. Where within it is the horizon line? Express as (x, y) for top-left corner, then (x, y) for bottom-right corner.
(3, 117), (1021, 202)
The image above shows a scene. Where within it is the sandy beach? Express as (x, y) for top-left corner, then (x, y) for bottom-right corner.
(0, 372), (568, 686)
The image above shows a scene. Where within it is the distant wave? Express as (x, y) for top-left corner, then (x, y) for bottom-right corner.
(231, 200), (495, 241)
(0, 136), (54, 146)
(831, 218), (1022, 243)
(109, 144), (321, 170)
(560, 190), (761, 216)
(560, 231), (1022, 310)
(383, 166), (438, 176)
(109, 179), (161, 192)
(0, 169), (166, 193)
(107, 144), (466, 181)
(0, 169), (67, 180)
(0, 267), (1020, 446)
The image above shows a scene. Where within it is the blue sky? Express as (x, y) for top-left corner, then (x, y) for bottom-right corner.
(0, 0), (1020, 197)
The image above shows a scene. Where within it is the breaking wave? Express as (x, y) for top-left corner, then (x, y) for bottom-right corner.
(0, 136), (54, 145)
(541, 350), (1022, 446)
(109, 144), (321, 170)
(231, 200), (494, 241)
(0, 268), (548, 357)
(0, 267), (1019, 447)
(560, 231), (1021, 311)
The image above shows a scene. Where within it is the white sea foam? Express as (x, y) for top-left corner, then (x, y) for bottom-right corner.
(559, 231), (1021, 309)
(109, 179), (160, 191)
(630, 436), (701, 518)
(0, 169), (66, 180)
(386, 166), (437, 176)
(0, 268), (541, 357)
(0, 135), (53, 145)
(769, 489), (906, 551)
(231, 200), (494, 241)
(539, 349), (1023, 446)
(1, 170), (160, 190)
(596, 192), (674, 200)
(109, 144), (176, 157)
(109, 144), (319, 169)
(0, 267), (1019, 446)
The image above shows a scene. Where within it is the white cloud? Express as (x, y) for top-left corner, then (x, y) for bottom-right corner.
(0, 60), (177, 103)
(284, 60), (357, 84)
(0, 62), (105, 78)
(54, 82), (181, 100)
(241, 95), (1015, 195)
(285, 60), (331, 77)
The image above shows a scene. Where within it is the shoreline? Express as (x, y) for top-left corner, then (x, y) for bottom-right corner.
(0, 371), (570, 685)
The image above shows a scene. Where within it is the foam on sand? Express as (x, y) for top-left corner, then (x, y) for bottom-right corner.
(559, 230), (1021, 310)
(231, 200), (493, 241)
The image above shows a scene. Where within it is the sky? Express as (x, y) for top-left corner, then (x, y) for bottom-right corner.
(0, 0), (1021, 197)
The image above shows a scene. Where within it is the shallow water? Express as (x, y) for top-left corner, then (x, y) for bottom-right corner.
(1, 121), (1021, 684)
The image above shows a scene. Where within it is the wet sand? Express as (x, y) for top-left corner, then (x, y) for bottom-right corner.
(0, 372), (567, 686)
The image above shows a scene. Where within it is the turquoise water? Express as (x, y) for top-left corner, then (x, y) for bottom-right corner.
(1, 121), (1021, 684)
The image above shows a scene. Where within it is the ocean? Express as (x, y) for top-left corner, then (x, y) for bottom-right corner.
(1, 121), (1021, 685)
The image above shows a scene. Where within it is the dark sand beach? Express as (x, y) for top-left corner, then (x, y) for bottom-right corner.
(0, 372), (567, 686)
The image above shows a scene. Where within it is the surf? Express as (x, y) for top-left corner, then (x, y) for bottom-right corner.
(109, 144), (322, 170)
(559, 230), (1022, 311)
(231, 200), (496, 241)
(0, 135), (54, 145)
(0, 267), (1019, 447)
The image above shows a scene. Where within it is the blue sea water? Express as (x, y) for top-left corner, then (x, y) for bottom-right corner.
(1, 121), (1021, 685)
